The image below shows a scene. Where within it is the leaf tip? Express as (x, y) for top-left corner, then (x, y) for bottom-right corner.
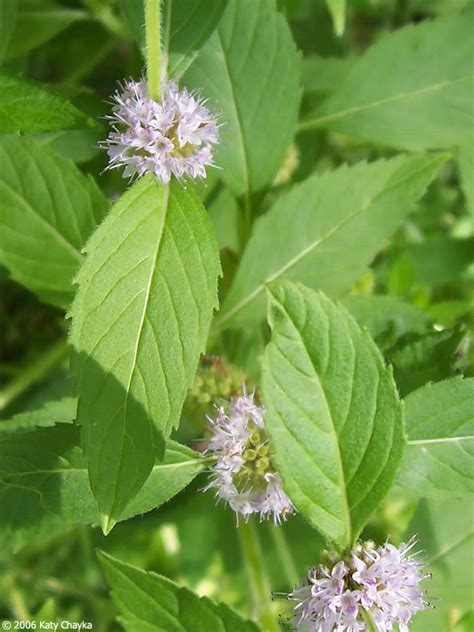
(334, 18), (345, 37)
(101, 514), (117, 536)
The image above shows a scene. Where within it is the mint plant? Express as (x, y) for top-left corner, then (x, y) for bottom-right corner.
(0, 0), (473, 630)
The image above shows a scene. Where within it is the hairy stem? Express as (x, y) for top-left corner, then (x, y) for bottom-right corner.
(238, 520), (280, 632)
(145, 0), (162, 100)
(0, 340), (67, 412)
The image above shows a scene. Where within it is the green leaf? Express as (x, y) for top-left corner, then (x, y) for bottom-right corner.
(119, 0), (144, 45)
(405, 237), (474, 288)
(0, 136), (108, 308)
(426, 300), (474, 329)
(217, 153), (446, 330)
(0, 73), (90, 134)
(0, 422), (204, 552)
(301, 10), (474, 149)
(207, 186), (240, 253)
(120, 0), (227, 79)
(98, 550), (260, 631)
(35, 128), (102, 164)
(163, 0), (228, 79)
(184, 0), (301, 199)
(343, 295), (430, 350)
(261, 281), (405, 550)
(407, 497), (474, 631)
(0, 397), (76, 436)
(70, 176), (220, 531)
(325, 0), (346, 36)
(388, 327), (466, 397)
(3, 0), (86, 61)
(302, 55), (354, 94)
(0, 0), (17, 61)
(397, 378), (474, 497)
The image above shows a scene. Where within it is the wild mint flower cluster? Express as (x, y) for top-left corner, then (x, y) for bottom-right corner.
(102, 79), (219, 183)
(205, 388), (294, 524)
(290, 538), (429, 632)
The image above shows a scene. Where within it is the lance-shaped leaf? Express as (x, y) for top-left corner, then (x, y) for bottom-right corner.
(0, 136), (108, 308)
(301, 10), (474, 150)
(0, 422), (205, 552)
(70, 176), (220, 532)
(184, 0), (301, 199)
(261, 282), (404, 550)
(397, 378), (474, 498)
(98, 551), (260, 632)
(120, 0), (227, 79)
(0, 73), (91, 133)
(217, 153), (446, 330)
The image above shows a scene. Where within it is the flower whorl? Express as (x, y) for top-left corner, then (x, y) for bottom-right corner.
(289, 538), (429, 632)
(102, 79), (219, 183)
(205, 387), (294, 524)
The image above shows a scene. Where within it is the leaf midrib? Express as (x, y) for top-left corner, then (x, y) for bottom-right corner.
(1, 458), (205, 480)
(300, 74), (473, 130)
(0, 173), (81, 262)
(18, 9), (88, 20)
(270, 289), (352, 548)
(429, 530), (474, 565)
(108, 183), (170, 520)
(408, 436), (474, 446)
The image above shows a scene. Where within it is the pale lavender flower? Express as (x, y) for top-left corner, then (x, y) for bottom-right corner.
(102, 78), (219, 183)
(289, 538), (429, 631)
(204, 386), (294, 524)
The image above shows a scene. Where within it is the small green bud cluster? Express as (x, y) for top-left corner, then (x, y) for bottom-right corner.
(183, 356), (247, 431)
